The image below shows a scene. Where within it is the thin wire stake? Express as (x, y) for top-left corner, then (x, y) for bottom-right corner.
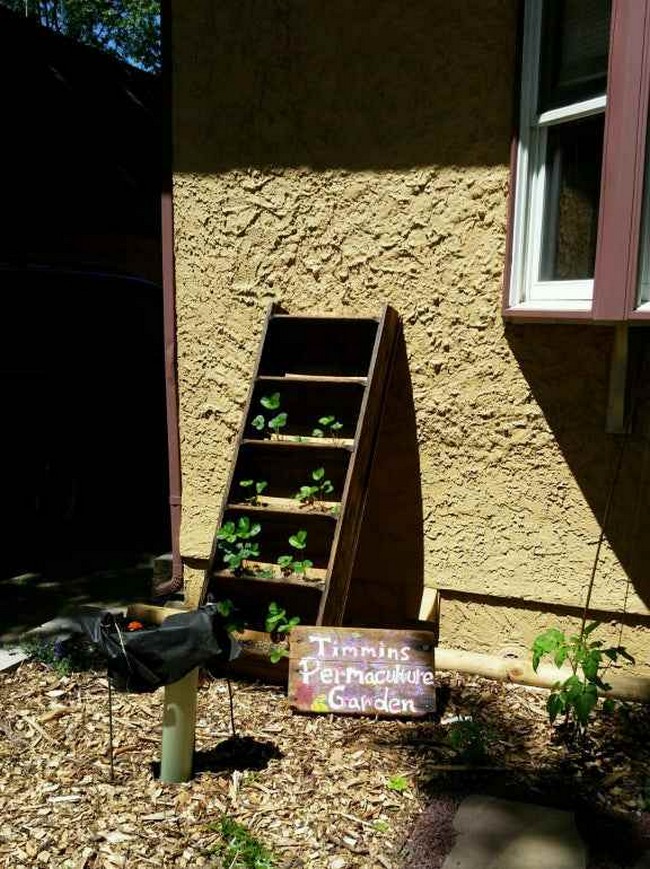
(226, 678), (237, 738)
(107, 674), (115, 783)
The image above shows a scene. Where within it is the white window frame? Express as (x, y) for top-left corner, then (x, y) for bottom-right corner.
(509, 2), (608, 311)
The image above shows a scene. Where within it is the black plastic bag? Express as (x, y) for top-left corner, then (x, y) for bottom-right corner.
(77, 604), (239, 693)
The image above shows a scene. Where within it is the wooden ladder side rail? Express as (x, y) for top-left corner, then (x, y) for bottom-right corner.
(196, 302), (278, 608)
(317, 304), (400, 625)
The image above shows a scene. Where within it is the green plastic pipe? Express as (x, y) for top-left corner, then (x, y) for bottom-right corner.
(159, 668), (199, 782)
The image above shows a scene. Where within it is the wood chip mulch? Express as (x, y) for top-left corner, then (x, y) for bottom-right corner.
(2, 662), (650, 869)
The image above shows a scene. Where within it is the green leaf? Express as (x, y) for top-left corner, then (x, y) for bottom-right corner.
(554, 647), (567, 668)
(289, 530), (308, 550)
(256, 481), (268, 494)
(602, 698), (617, 714)
(268, 412), (287, 431)
(215, 599), (234, 617)
(574, 686), (598, 724)
(239, 479), (254, 488)
(251, 414), (265, 430)
(584, 621), (600, 636)
(277, 616), (301, 634)
(331, 422), (343, 431)
(547, 692), (564, 723)
(532, 651), (542, 673)
(321, 480), (334, 495)
(269, 646), (289, 663)
(319, 416), (335, 426)
(296, 485), (318, 502)
(312, 428), (324, 438)
(260, 392), (281, 410)
(386, 775), (409, 793)
(277, 555), (293, 568)
(293, 559), (313, 574)
(582, 652), (601, 681)
(312, 467), (325, 481)
(216, 521), (237, 542)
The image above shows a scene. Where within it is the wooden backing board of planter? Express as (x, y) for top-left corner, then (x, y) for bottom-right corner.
(200, 304), (401, 636)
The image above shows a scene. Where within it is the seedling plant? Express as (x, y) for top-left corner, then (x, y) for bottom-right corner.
(210, 815), (277, 869)
(216, 516), (261, 574)
(265, 601), (300, 662)
(215, 599), (300, 664)
(312, 415), (343, 439)
(277, 529), (313, 578)
(251, 393), (287, 439)
(294, 466), (334, 508)
(239, 478), (268, 505)
(532, 621), (634, 734)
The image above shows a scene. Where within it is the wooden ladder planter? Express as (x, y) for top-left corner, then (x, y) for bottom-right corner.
(201, 304), (401, 634)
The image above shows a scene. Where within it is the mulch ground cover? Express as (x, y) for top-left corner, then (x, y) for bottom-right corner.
(1, 660), (650, 869)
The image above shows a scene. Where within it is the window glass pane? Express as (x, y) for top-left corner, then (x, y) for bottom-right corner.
(539, 0), (611, 112)
(539, 114), (604, 281)
(638, 127), (650, 306)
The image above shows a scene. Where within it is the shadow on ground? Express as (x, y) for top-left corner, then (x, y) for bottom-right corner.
(150, 736), (283, 780)
(377, 675), (650, 869)
(0, 556), (154, 641)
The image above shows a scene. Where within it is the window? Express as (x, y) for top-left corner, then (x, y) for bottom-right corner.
(505, 1), (650, 322)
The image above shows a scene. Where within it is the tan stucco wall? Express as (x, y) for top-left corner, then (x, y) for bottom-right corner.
(171, 0), (650, 661)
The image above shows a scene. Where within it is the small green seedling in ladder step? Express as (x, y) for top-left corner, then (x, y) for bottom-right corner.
(312, 415), (343, 438)
(238, 479), (268, 504)
(295, 467), (334, 506)
(251, 393), (288, 438)
(265, 602), (300, 664)
(216, 516), (261, 573)
(277, 529), (313, 577)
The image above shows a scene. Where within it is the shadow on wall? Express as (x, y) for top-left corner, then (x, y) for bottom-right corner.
(172, 0), (517, 172)
(506, 325), (650, 610)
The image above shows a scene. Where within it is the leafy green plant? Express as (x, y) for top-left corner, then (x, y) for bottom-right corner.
(312, 415), (343, 438)
(251, 393), (288, 439)
(294, 467), (334, 506)
(216, 517), (261, 573)
(532, 621), (634, 731)
(265, 602), (300, 637)
(277, 529), (313, 577)
(214, 600), (299, 664)
(209, 816), (276, 869)
(386, 775), (409, 793)
(265, 602), (300, 663)
(215, 599), (246, 634)
(239, 478), (268, 504)
(22, 636), (102, 676)
(447, 717), (492, 764)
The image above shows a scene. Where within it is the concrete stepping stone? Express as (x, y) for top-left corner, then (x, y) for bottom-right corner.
(442, 795), (585, 869)
(0, 646), (30, 672)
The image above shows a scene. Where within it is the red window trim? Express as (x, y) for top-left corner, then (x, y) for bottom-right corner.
(503, 0), (650, 324)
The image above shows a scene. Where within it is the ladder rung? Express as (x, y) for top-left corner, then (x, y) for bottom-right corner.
(256, 374), (367, 385)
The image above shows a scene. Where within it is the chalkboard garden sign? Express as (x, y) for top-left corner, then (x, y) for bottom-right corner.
(288, 627), (436, 717)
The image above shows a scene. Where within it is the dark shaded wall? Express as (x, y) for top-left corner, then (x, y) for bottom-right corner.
(0, 10), (169, 577)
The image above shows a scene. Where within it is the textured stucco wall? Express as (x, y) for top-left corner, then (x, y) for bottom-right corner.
(171, 0), (650, 657)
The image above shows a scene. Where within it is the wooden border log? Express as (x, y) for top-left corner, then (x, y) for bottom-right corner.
(435, 648), (650, 702)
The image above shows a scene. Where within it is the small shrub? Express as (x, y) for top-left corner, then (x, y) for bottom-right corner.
(532, 621), (634, 732)
(447, 717), (492, 764)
